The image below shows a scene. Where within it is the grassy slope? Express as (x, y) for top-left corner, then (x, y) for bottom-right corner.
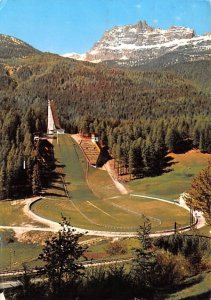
(0, 200), (43, 227)
(129, 151), (211, 200)
(87, 166), (119, 199)
(0, 230), (42, 270)
(32, 134), (190, 232)
(165, 272), (211, 299)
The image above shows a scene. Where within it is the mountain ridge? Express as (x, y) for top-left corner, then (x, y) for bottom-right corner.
(0, 34), (41, 59)
(63, 21), (211, 66)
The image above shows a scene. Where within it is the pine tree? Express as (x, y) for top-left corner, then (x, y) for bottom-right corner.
(192, 125), (200, 148)
(0, 162), (6, 199)
(142, 140), (157, 176)
(38, 216), (87, 295)
(199, 132), (206, 153)
(128, 146), (135, 179)
(165, 127), (180, 152)
(133, 217), (156, 288)
(100, 131), (108, 146)
(32, 163), (41, 195)
(6, 144), (16, 198)
(185, 161), (211, 224)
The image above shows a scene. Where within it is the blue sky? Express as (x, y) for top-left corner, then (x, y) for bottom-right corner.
(0, 0), (210, 54)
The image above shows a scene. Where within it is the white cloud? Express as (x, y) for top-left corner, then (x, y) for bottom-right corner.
(0, 0), (7, 11)
(153, 19), (158, 24)
(135, 3), (141, 9)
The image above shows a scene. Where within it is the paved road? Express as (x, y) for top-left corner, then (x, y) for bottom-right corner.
(0, 258), (133, 291)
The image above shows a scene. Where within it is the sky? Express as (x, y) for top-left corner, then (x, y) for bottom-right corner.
(0, 0), (210, 54)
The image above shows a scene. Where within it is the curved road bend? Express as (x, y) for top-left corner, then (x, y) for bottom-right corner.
(0, 194), (206, 238)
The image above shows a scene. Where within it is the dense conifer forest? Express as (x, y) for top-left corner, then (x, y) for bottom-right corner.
(0, 53), (210, 198)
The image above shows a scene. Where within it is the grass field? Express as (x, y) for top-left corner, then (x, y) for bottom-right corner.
(87, 166), (119, 199)
(86, 237), (139, 260)
(32, 134), (190, 232)
(165, 272), (211, 299)
(129, 151), (210, 200)
(0, 200), (42, 227)
(0, 134), (210, 279)
(0, 230), (42, 270)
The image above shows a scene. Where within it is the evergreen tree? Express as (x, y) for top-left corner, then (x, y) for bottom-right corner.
(142, 140), (158, 176)
(128, 146), (136, 179)
(6, 144), (16, 197)
(100, 131), (108, 146)
(165, 127), (180, 152)
(38, 216), (87, 295)
(199, 132), (206, 153)
(192, 125), (200, 148)
(32, 163), (41, 195)
(133, 217), (156, 288)
(185, 161), (211, 224)
(0, 162), (6, 199)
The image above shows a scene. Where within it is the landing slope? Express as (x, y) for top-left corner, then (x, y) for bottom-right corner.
(32, 134), (190, 232)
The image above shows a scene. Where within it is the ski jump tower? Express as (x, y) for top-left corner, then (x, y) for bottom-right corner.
(47, 100), (64, 134)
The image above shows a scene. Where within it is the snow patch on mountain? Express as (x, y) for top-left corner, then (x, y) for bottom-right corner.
(62, 52), (86, 61)
(62, 21), (211, 65)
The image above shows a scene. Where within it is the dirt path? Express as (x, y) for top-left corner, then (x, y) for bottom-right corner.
(130, 193), (206, 230)
(22, 197), (60, 231)
(1, 192), (207, 238)
(71, 133), (128, 195)
(0, 135), (207, 238)
(104, 160), (128, 194)
(0, 197), (60, 238)
(179, 193), (206, 229)
(0, 197), (136, 237)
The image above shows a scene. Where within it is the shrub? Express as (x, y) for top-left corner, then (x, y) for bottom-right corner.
(105, 240), (127, 256)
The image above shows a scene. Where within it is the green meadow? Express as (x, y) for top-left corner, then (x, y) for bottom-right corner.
(0, 134), (210, 273)
(0, 230), (42, 270)
(32, 134), (192, 232)
(0, 200), (42, 227)
(129, 151), (210, 200)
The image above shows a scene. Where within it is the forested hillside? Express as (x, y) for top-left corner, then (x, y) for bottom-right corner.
(165, 60), (211, 92)
(0, 53), (210, 198)
(0, 34), (40, 59)
(105, 57), (211, 92)
(137, 59), (211, 92)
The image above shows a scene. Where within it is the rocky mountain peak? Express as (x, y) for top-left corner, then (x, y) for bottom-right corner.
(85, 21), (197, 62)
(63, 21), (211, 66)
(136, 20), (153, 30)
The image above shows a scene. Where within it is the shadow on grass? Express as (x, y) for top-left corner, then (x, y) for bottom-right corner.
(48, 185), (65, 191)
(43, 192), (65, 198)
(160, 273), (209, 298)
(161, 156), (178, 174)
(130, 155), (178, 180)
(50, 171), (66, 178)
(54, 163), (66, 168)
(182, 291), (211, 299)
(173, 139), (193, 154)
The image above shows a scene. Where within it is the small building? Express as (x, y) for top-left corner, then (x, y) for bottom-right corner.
(91, 133), (99, 143)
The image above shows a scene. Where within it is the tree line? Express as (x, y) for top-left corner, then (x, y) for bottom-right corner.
(78, 116), (210, 178)
(0, 105), (52, 199)
(0, 53), (210, 198)
(4, 216), (211, 300)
